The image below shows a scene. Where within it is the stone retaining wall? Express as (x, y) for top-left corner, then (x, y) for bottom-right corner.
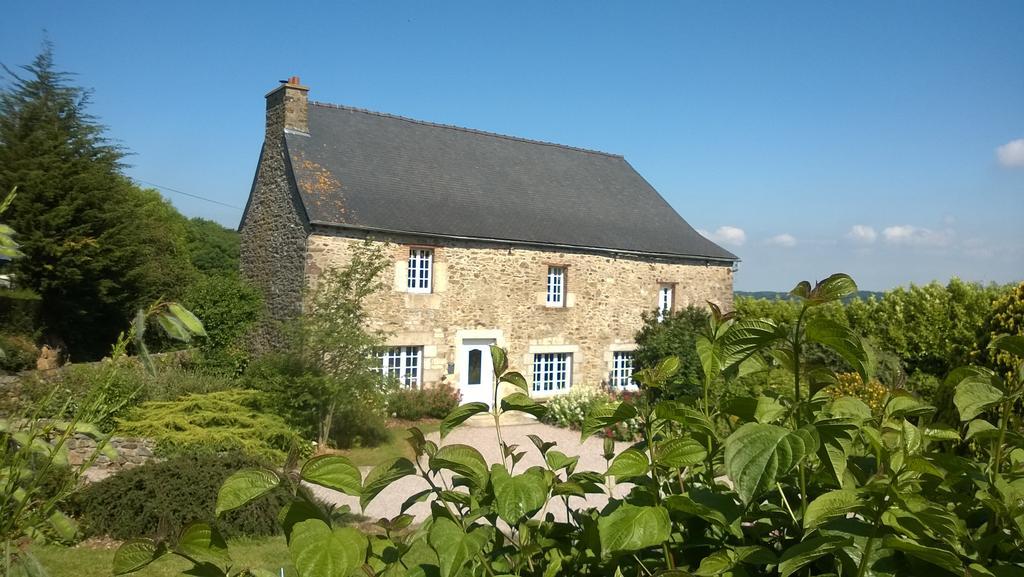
(66, 434), (158, 472)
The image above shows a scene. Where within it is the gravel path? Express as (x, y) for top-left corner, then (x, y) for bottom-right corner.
(308, 418), (632, 522)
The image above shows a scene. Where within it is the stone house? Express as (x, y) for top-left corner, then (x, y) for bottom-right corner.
(240, 77), (737, 406)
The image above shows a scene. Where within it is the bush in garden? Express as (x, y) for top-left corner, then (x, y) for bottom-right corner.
(633, 305), (708, 399)
(73, 453), (298, 540)
(116, 274), (1024, 577)
(329, 402), (391, 449)
(115, 390), (306, 462)
(826, 371), (888, 413)
(539, 385), (607, 430)
(0, 332), (38, 372)
(388, 382), (461, 421)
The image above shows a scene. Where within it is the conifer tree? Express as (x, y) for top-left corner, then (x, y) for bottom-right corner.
(0, 43), (195, 359)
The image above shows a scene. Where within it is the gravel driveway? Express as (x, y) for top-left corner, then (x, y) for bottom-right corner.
(308, 418), (632, 522)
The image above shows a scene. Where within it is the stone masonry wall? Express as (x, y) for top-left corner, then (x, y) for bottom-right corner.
(306, 229), (733, 393)
(239, 86), (310, 351)
(67, 435), (158, 473)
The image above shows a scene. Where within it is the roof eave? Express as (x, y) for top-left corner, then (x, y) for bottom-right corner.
(308, 220), (740, 265)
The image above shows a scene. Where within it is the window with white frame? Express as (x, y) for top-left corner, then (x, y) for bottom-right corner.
(546, 266), (565, 306)
(657, 284), (674, 321)
(532, 352), (571, 393)
(407, 249), (433, 293)
(610, 351), (636, 389)
(377, 346), (423, 388)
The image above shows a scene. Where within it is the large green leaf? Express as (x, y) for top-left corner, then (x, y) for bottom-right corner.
(580, 401), (637, 441)
(597, 504), (671, 555)
(361, 457), (416, 509)
(176, 523), (230, 570)
(167, 303), (207, 337)
(113, 539), (165, 575)
(499, 371), (529, 392)
(805, 317), (868, 379)
(954, 378), (1004, 421)
(500, 392), (546, 419)
(793, 273), (857, 305)
(429, 444), (489, 489)
(723, 396), (787, 424)
(440, 402), (490, 438)
(656, 438), (708, 468)
(724, 423), (807, 504)
(803, 489), (862, 529)
(289, 518), (367, 577)
(778, 535), (851, 577)
(605, 448), (649, 478)
(991, 334), (1024, 359)
(428, 517), (491, 577)
(301, 455), (362, 497)
(715, 319), (785, 374)
(814, 419), (858, 486)
(489, 345), (509, 375)
(490, 464), (549, 524)
(880, 536), (962, 574)
(215, 468), (280, 516)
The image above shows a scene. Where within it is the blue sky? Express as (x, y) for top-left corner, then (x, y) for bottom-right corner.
(2, 1), (1022, 291)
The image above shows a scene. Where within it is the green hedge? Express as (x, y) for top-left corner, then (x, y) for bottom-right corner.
(72, 453), (295, 540)
(0, 288), (41, 336)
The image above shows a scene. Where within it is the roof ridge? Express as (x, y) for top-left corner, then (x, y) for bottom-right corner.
(309, 100), (624, 159)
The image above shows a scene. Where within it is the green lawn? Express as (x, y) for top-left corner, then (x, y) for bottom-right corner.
(34, 536), (294, 577)
(340, 420), (440, 467)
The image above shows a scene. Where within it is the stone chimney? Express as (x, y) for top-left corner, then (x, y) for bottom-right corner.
(265, 75), (309, 135)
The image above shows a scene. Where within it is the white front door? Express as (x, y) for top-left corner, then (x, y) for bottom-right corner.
(459, 339), (496, 407)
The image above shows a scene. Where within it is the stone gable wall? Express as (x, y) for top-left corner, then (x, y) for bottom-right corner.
(239, 101), (310, 351)
(306, 230), (733, 391)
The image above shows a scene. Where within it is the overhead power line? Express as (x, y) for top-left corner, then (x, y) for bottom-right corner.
(133, 179), (242, 210)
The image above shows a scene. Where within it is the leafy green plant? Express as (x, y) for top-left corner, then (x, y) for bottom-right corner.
(633, 305), (709, 398)
(115, 390), (307, 462)
(114, 273), (1024, 577)
(0, 332), (38, 372)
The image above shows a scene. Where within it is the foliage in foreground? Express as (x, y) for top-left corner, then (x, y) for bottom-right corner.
(115, 390), (306, 462)
(115, 274), (1024, 577)
(2, 300), (207, 575)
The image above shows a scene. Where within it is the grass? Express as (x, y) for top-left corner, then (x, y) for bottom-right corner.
(339, 419), (440, 467)
(33, 536), (294, 577)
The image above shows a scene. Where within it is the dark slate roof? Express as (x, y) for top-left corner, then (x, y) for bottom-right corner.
(284, 102), (737, 261)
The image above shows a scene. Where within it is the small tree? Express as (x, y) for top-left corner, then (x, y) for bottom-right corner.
(258, 240), (393, 447)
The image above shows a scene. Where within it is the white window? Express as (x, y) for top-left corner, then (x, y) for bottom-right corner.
(658, 284), (674, 321)
(378, 346), (423, 388)
(532, 352), (571, 394)
(546, 266), (565, 306)
(610, 352), (637, 390)
(407, 249), (433, 293)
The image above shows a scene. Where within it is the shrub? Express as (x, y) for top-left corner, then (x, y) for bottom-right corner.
(72, 453), (295, 540)
(0, 332), (38, 372)
(826, 371), (888, 413)
(388, 383), (461, 421)
(330, 403), (391, 449)
(0, 288), (41, 336)
(246, 350), (394, 449)
(115, 390), (307, 461)
(633, 306), (709, 399)
(19, 354), (236, 431)
(181, 273), (262, 375)
(540, 386), (609, 430)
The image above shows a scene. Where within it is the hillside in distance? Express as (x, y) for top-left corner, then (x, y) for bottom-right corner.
(735, 290), (885, 302)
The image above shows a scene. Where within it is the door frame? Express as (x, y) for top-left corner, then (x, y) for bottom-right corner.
(453, 330), (505, 407)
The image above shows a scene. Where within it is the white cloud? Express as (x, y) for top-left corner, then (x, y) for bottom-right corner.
(766, 233), (797, 247)
(882, 225), (953, 247)
(996, 138), (1024, 167)
(847, 225), (877, 244)
(699, 225), (747, 247)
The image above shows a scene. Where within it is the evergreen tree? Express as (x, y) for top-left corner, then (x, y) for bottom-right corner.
(0, 43), (195, 359)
